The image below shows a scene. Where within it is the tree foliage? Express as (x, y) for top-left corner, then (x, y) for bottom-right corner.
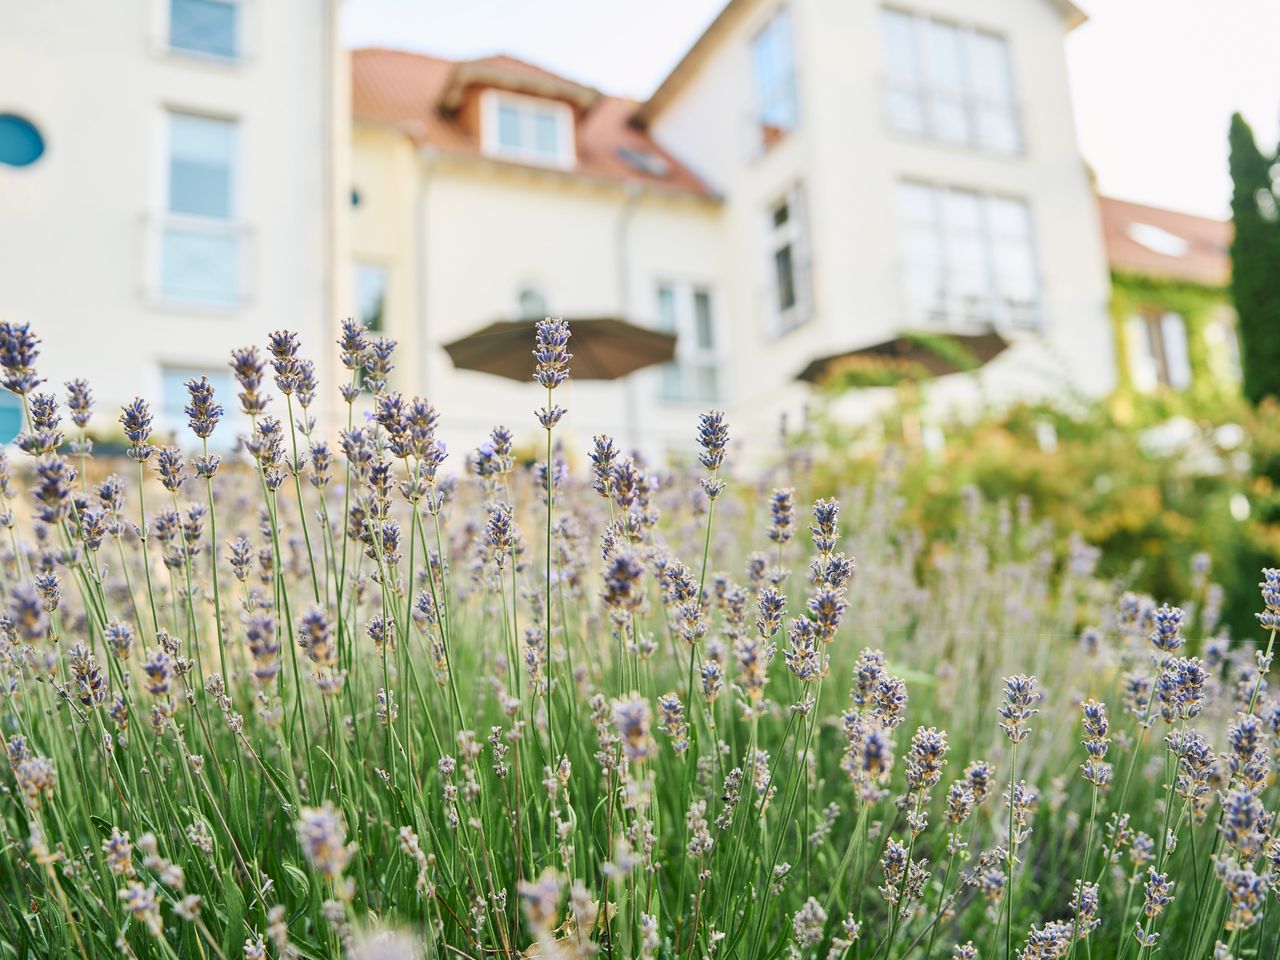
(1228, 112), (1280, 405)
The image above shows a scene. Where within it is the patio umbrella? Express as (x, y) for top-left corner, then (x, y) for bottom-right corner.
(443, 317), (677, 382)
(796, 330), (1010, 387)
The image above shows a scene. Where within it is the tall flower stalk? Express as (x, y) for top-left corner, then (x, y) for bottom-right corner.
(533, 317), (570, 755)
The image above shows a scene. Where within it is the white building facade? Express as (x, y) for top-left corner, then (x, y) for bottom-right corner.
(351, 0), (1114, 458)
(0, 0), (348, 443)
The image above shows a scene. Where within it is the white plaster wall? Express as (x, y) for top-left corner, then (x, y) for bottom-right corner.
(0, 0), (342, 439)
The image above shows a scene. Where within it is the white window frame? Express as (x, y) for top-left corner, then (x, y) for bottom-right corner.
(895, 181), (1041, 330)
(165, 0), (242, 63)
(880, 7), (1021, 155)
(765, 184), (812, 336)
(479, 90), (576, 169)
(654, 281), (724, 405)
(150, 108), (246, 309)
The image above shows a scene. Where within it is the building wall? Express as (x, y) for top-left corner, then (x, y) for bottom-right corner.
(650, 0), (1114, 440)
(349, 135), (726, 458)
(0, 0), (343, 440)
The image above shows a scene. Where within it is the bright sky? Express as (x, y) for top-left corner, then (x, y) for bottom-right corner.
(342, 0), (1280, 219)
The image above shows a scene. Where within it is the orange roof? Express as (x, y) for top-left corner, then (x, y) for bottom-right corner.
(1098, 196), (1231, 287)
(351, 48), (715, 199)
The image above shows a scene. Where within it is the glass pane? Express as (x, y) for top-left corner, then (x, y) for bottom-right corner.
(693, 290), (714, 350)
(1161, 313), (1192, 390)
(656, 285), (678, 332)
(881, 10), (920, 82)
(170, 0), (237, 59)
(355, 264), (387, 331)
(930, 94), (970, 144)
(886, 86), (927, 135)
(774, 244), (796, 313)
(660, 362), (683, 402)
(926, 21), (966, 93)
(533, 111), (559, 157)
(497, 104), (523, 150)
(518, 288), (547, 321)
(695, 363), (719, 402)
(161, 367), (239, 447)
(0, 392), (21, 444)
(162, 224), (239, 303)
(941, 191), (989, 320)
(975, 104), (1019, 153)
(169, 113), (234, 219)
(992, 239), (1038, 323)
(967, 32), (1013, 103)
(0, 114), (45, 167)
(1126, 316), (1158, 392)
(754, 8), (797, 138)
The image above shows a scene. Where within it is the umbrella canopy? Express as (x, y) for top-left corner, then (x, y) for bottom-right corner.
(443, 317), (677, 382)
(796, 330), (1010, 388)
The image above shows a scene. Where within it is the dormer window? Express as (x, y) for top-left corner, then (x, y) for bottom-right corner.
(480, 90), (575, 169)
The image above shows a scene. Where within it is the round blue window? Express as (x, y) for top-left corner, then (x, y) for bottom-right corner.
(0, 114), (45, 167)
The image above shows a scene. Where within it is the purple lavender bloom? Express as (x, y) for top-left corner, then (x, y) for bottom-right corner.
(119, 398), (154, 462)
(184, 377), (223, 440)
(533, 318), (571, 390)
(0, 322), (42, 395)
(696, 410), (728, 472)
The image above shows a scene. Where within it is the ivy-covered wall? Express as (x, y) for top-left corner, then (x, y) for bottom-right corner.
(1109, 269), (1239, 411)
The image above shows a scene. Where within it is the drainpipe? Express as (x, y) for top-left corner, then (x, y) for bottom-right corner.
(616, 182), (643, 447)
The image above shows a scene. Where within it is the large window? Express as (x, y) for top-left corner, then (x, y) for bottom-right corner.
(656, 282), (721, 403)
(896, 182), (1039, 328)
(169, 0), (239, 60)
(160, 365), (240, 447)
(1126, 312), (1191, 392)
(752, 7), (798, 150)
(881, 9), (1019, 154)
(160, 112), (240, 305)
(354, 263), (387, 332)
(482, 92), (574, 168)
(766, 186), (810, 333)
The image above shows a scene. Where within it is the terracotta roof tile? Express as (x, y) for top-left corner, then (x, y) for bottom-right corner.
(1098, 195), (1231, 287)
(352, 48), (715, 199)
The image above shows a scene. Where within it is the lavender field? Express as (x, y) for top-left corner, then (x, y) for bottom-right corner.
(0, 319), (1275, 960)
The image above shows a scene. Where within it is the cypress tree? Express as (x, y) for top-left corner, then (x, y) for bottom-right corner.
(1228, 112), (1280, 405)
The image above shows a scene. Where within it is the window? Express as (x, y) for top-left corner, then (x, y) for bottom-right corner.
(354, 264), (387, 332)
(160, 366), (241, 447)
(752, 7), (798, 150)
(767, 187), (810, 333)
(656, 282), (721, 403)
(169, 0), (239, 60)
(1126, 312), (1192, 392)
(0, 392), (21, 444)
(482, 92), (574, 168)
(516, 287), (548, 321)
(881, 9), (1019, 153)
(895, 182), (1039, 328)
(0, 114), (45, 168)
(160, 112), (240, 305)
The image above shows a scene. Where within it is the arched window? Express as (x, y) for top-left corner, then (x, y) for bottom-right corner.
(0, 114), (45, 168)
(517, 287), (548, 321)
